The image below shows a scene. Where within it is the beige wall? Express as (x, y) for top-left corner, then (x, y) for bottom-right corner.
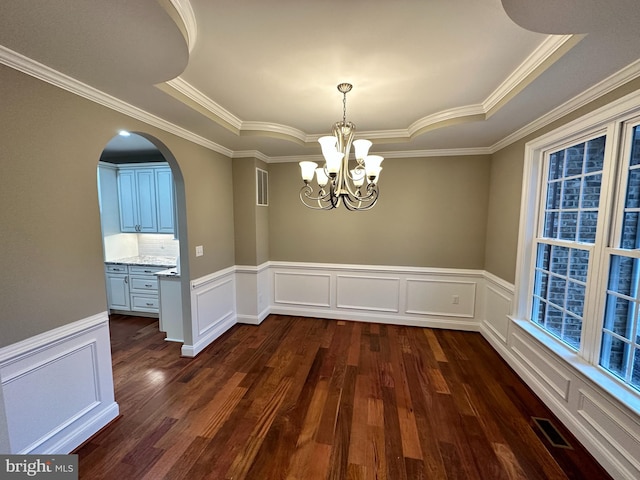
(269, 155), (491, 268)
(484, 78), (640, 283)
(0, 64), (235, 347)
(232, 157), (269, 266)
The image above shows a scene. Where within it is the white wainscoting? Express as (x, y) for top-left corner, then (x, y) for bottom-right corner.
(182, 266), (237, 357)
(481, 273), (640, 480)
(236, 263), (271, 325)
(186, 262), (640, 479)
(268, 262), (483, 330)
(0, 312), (118, 454)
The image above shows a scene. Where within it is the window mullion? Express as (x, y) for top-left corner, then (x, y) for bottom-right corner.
(581, 122), (622, 364)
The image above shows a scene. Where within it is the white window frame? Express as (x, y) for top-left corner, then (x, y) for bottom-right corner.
(513, 89), (640, 408)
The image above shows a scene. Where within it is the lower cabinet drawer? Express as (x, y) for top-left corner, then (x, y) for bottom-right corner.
(130, 276), (159, 292)
(131, 294), (159, 313)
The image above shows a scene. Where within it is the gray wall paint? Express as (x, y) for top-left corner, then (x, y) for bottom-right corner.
(0, 64), (235, 347)
(483, 78), (640, 283)
(232, 157), (270, 266)
(269, 156), (491, 268)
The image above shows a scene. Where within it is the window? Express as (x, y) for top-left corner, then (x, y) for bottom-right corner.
(516, 93), (640, 398)
(531, 136), (605, 349)
(256, 168), (268, 206)
(600, 124), (640, 389)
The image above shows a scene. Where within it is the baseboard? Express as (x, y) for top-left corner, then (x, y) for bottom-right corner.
(181, 314), (236, 358)
(269, 305), (481, 331)
(45, 402), (119, 454)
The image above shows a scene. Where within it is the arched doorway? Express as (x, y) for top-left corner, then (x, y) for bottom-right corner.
(96, 131), (189, 345)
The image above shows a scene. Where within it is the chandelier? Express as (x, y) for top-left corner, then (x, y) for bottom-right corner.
(299, 83), (383, 210)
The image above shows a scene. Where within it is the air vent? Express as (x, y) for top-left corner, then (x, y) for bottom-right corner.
(532, 417), (572, 449)
(256, 168), (268, 206)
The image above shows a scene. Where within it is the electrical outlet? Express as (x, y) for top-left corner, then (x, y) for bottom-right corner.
(195, 245), (204, 257)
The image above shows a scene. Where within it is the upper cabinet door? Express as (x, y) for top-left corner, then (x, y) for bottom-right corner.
(117, 170), (138, 232)
(155, 168), (175, 234)
(135, 169), (158, 232)
(117, 165), (175, 234)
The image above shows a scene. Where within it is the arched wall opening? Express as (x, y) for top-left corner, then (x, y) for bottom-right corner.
(96, 131), (190, 346)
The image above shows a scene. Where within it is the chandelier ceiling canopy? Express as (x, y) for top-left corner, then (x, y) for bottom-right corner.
(299, 83), (383, 211)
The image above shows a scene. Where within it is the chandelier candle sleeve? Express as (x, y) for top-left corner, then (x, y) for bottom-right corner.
(298, 83), (384, 211)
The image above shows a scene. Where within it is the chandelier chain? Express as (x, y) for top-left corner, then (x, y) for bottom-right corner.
(342, 90), (347, 125)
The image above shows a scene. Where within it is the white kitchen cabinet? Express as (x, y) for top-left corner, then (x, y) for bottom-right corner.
(155, 168), (175, 234)
(105, 268), (130, 311)
(117, 165), (174, 234)
(105, 264), (166, 315)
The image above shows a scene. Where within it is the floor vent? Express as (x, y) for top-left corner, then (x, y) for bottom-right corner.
(532, 417), (572, 449)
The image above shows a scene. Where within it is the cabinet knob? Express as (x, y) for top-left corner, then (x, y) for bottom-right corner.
(125, 276), (128, 283)
(145, 284), (153, 287)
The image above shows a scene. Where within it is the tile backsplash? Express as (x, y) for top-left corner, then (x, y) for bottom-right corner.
(138, 234), (180, 257)
(103, 233), (179, 261)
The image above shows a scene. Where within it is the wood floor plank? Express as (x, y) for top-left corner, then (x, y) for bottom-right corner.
(75, 314), (612, 480)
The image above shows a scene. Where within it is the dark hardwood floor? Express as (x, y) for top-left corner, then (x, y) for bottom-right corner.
(75, 314), (611, 479)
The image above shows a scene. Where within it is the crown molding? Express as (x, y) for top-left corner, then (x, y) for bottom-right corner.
(165, 76), (242, 130)
(158, 34), (577, 144)
(168, 0), (197, 52)
(3, 38), (638, 164)
(381, 148), (493, 158)
(483, 34), (576, 113)
(232, 150), (271, 162)
(265, 147), (491, 164)
(0, 45), (232, 157)
(240, 121), (308, 143)
(490, 58), (640, 152)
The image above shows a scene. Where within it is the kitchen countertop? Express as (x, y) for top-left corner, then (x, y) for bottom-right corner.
(156, 268), (180, 278)
(105, 255), (177, 268)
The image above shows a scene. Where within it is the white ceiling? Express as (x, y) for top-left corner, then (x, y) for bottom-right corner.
(1, 0), (639, 160)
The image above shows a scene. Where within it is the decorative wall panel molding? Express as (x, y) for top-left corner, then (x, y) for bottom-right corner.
(336, 275), (400, 312)
(576, 389), (640, 473)
(483, 285), (512, 343)
(510, 332), (572, 402)
(274, 271), (331, 307)
(0, 312), (118, 454)
(235, 263), (271, 325)
(405, 278), (476, 317)
(268, 262), (483, 330)
(183, 268), (236, 357)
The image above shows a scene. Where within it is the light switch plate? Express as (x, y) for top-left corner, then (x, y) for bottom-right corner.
(195, 245), (204, 257)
